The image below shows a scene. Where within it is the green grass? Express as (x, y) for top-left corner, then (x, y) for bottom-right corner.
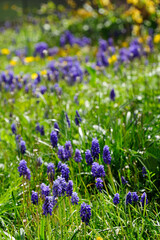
(0, 21), (159, 240)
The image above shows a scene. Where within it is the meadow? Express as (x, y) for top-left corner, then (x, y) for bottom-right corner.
(0, 1), (160, 239)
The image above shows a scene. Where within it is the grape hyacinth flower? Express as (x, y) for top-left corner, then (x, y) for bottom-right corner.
(18, 160), (31, 180)
(132, 192), (139, 202)
(11, 123), (16, 134)
(91, 138), (100, 160)
(74, 149), (82, 163)
(85, 149), (93, 166)
(80, 202), (91, 225)
(58, 146), (66, 161)
(31, 191), (38, 205)
(26, 168), (31, 180)
(34, 42), (48, 58)
(74, 110), (82, 126)
(103, 145), (111, 164)
(142, 166), (147, 177)
(20, 140), (26, 154)
(47, 163), (55, 181)
(42, 196), (56, 216)
(95, 178), (103, 192)
(57, 161), (62, 171)
(66, 180), (73, 196)
(113, 193), (120, 205)
(140, 192), (148, 207)
(64, 141), (73, 160)
(110, 88), (115, 101)
(65, 112), (70, 128)
(53, 176), (67, 197)
(36, 157), (43, 167)
(91, 162), (105, 178)
(126, 191), (132, 205)
(41, 183), (50, 197)
(40, 126), (45, 136)
(54, 122), (59, 136)
(40, 86), (47, 95)
(121, 176), (128, 185)
(71, 192), (79, 205)
(35, 123), (41, 133)
(61, 163), (70, 182)
(50, 131), (58, 148)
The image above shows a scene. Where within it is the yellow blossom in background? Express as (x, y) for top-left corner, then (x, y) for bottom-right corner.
(132, 8), (143, 24)
(40, 70), (47, 76)
(127, 0), (139, 5)
(34, 56), (40, 62)
(3, 4), (9, 10)
(47, 56), (53, 61)
(99, 0), (110, 6)
(76, 8), (94, 18)
(24, 56), (35, 63)
(67, 0), (76, 8)
(1, 48), (10, 55)
(96, 237), (103, 240)
(122, 41), (129, 47)
(146, 0), (156, 14)
(144, 45), (150, 53)
(59, 49), (67, 57)
(132, 25), (140, 36)
(108, 55), (117, 64)
(154, 34), (160, 43)
(31, 73), (38, 80)
(10, 60), (17, 66)
(138, 37), (143, 43)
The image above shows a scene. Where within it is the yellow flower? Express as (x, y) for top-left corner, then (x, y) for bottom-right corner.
(96, 237), (103, 240)
(76, 9), (94, 18)
(127, 0), (139, 5)
(24, 56), (35, 63)
(34, 56), (40, 61)
(108, 55), (117, 64)
(40, 70), (47, 76)
(31, 73), (38, 80)
(1, 48), (10, 55)
(138, 37), (143, 43)
(10, 60), (17, 66)
(122, 41), (129, 47)
(59, 49), (67, 57)
(144, 46), (150, 53)
(132, 25), (140, 36)
(146, 0), (155, 14)
(47, 56), (53, 61)
(154, 34), (160, 44)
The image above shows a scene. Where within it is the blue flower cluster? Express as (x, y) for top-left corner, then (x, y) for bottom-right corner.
(80, 202), (91, 225)
(18, 160), (31, 180)
(113, 192), (148, 207)
(91, 162), (105, 178)
(58, 141), (73, 162)
(36, 123), (45, 136)
(47, 163), (55, 181)
(60, 30), (91, 47)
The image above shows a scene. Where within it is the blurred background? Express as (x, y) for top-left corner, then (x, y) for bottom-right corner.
(0, 0), (160, 44)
